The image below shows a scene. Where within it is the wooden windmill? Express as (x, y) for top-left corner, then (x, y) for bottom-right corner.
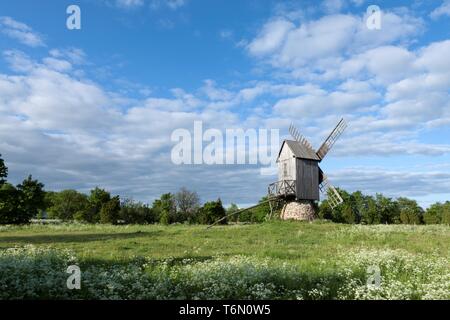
(207, 118), (348, 227)
(268, 118), (347, 219)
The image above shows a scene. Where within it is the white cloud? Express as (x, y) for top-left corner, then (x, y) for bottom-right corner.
(166, 0), (185, 10)
(430, 0), (450, 19)
(150, 0), (186, 10)
(273, 84), (380, 117)
(116, 0), (144, 8)
(42, 58), (73, 72)
(0, 16), (45, 47)
(340, 46), (417, 84)
(247, 11), (423, 73)
(49, 48), (87, 65)
(415, 39), (450, 73)
(351, 0), (366, 6)
(247, 19), (295, 56)
(322, 0), (344, 14)
(219, 30), (233, 40)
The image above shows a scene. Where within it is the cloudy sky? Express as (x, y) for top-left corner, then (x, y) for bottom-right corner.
(1, 0), (450, 208)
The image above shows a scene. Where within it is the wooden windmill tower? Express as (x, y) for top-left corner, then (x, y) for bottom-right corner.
(268, 118), (347, 220)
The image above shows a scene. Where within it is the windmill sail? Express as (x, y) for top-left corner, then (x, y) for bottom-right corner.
(289, 123), (315, 153)
(319, 172), (343, 209)
(316, 118), (347, 160)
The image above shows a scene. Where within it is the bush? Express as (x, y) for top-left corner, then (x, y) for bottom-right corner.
(73, 204), (97, 223)
(238, 197), (270, 223)
(424, 202), (450, 225)
(159, 211), (169, 225)
(0, 177), (45, 225)
(152, 193), (176, 224)
(0, 183), (23, 224)
(319, 189), (360, 224)
(398, 198), (423, 224)
(424, 203), (442, 224)
(100, 196), (121, 224)
(48, 190), (89, 221)
(16, 175), (45, 220)
(226, 203), (239, 222)
(120, 199), (155, 224)
(198, 199), (226, 225)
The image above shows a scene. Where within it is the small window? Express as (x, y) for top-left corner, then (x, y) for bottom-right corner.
(283, 163), (288, 177)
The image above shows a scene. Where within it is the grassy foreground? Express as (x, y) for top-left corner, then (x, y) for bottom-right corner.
(0, 221), (448, 299)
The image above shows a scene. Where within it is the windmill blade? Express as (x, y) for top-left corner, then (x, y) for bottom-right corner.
(319, 170), (344, 209)
(316, 118), (347, 160)
(289, 123), (315, 153)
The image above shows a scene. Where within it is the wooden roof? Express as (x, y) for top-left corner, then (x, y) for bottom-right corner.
(279, 140), (321, 161)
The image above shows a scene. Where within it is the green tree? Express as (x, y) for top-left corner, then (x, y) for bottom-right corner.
(0, 154), (7, 185)
(341, 202), (358, 224)
(0, 176), (45, 224)
(0, 183), (21, 224)
(360, 196), (379, 224)
(318, 199), (333, 220)
(322, 189), (355, 223)
(226, 203), (239, 222)
(424, 203), (443, 224)
(376, 194), (400, 224)
(120, 198), (155, 224)
(89, 187), (111, 210)
(83, 187), (111, 223)
(442, 202), (450, 225)
(240, 197), (271, 223)
(48, 190), (89, 220)
(153, 193), (176, 224)
(100, 196), (121, 224)
(198, 198), (226, 225)
(174, 187), (200, 223)
(16, 175), (45, 222)
(397, 197), (423, 224)
(159, 211), (170, 225)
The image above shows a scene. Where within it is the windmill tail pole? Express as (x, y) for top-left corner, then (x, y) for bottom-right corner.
(206, 198), (273, 229)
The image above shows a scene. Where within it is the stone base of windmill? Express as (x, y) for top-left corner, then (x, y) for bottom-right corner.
(280, 201), (316, 221)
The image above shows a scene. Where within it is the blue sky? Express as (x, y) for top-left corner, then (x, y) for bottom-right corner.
(1, 0), (450, 208)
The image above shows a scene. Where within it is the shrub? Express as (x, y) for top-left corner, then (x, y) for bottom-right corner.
(152, 193), (176, 224)
(159, 211), (170, 225)
(100, 196), (121, 224)
(226, 203), (239, 222)
(238, 197), (270, 223)
(85, 187), (111, 223)
(0, 183), (22, 224)
(48, 190), (89, 221)
(398, 197), (423, 224)
(120, 199), (155, 224)
(424, 203), (443, 224)
(73, 204), (97, 223)
(0, 176), (45, 225)
(16, 175), (45, 220)
(198, 199), (226, 225)
(442, 203), (450, 225)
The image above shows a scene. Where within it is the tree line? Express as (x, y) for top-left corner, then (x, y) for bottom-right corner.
(41, 187), (227, 225)
(318, 189), (450, 225)
(0, 154), (449, 225)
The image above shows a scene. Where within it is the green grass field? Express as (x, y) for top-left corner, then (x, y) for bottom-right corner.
(0, 221), (449, 299)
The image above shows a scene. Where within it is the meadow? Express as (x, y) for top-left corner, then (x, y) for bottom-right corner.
(0, 221), (448, 300)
